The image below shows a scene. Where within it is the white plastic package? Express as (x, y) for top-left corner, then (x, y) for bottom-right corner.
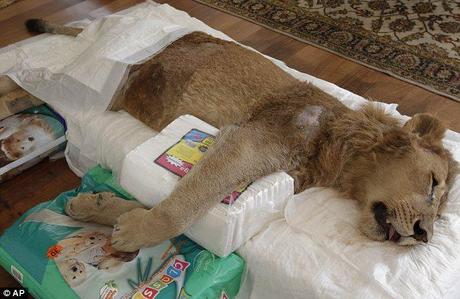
(120, 114), (294, 257)
(120, 115), (218, 202)
(65, 110), (157, 177)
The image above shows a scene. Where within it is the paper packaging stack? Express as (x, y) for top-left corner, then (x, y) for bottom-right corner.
(120, 115), (294, 257)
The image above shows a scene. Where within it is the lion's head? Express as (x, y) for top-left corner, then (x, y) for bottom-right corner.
(352, 113), (458, 245)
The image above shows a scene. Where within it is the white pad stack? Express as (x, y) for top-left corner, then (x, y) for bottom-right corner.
(120, 115), (294, 257)
(120, 115), (218, 201)
(65, 111), (157, 177)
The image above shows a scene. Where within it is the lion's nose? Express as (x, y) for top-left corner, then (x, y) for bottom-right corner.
(413, 220), (428, 243)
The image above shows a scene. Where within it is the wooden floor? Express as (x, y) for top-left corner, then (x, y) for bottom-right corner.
(0, 0), (459, 289)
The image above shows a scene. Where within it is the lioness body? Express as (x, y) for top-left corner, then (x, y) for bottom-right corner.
(112, 32), (350, 191)
(22, 23), (457, 251)
(111, 33), (343, 131)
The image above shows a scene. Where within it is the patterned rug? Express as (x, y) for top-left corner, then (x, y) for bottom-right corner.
(195, 0), (460, 102)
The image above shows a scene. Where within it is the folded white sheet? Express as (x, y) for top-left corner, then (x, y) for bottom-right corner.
(120, 114), (294, 257)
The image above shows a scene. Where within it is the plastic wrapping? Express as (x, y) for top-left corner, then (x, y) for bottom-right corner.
(120, 115), (217, 202)
(65, 110), (157, 177)
(120, 115), (294, 257)
(187, 172), (293, 258)
(0, 166), (245, 299)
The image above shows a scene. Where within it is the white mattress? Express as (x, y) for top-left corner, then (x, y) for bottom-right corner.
(1, 2), (460, 299)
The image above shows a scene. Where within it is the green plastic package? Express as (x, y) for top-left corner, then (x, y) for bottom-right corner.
(0, 166), (245, 299)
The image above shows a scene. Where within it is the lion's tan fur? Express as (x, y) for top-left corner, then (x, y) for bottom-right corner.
(99, 32), (457, 250)
(21, 27), (456, 250)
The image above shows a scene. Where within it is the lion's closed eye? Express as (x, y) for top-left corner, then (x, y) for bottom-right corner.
(430, 173), (438, 199)
(432, 174), (438, 189)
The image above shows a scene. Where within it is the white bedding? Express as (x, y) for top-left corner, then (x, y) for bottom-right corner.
(1, 2), (460, 299)
(238, 142), (460, 299)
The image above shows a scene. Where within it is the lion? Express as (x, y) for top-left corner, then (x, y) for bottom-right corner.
(19, 19), (458, 252)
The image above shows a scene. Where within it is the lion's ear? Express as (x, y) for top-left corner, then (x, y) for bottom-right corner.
(403, 113), (445, 144)
(372, 129), (411, 157)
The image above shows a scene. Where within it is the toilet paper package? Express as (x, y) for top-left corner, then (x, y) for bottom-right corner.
(120, 115), (294, 257)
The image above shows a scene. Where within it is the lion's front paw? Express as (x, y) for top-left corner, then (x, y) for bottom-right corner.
(66, 192), (144, 226)
(111, 208), (157, 252)
(65, 192), (115, 222)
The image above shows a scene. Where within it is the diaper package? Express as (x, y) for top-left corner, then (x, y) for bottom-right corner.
(120, 115), (294, 257)
(0, 104), (66, 182)
(0, 166), (245, 299)
(66, 111), (157, 177)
